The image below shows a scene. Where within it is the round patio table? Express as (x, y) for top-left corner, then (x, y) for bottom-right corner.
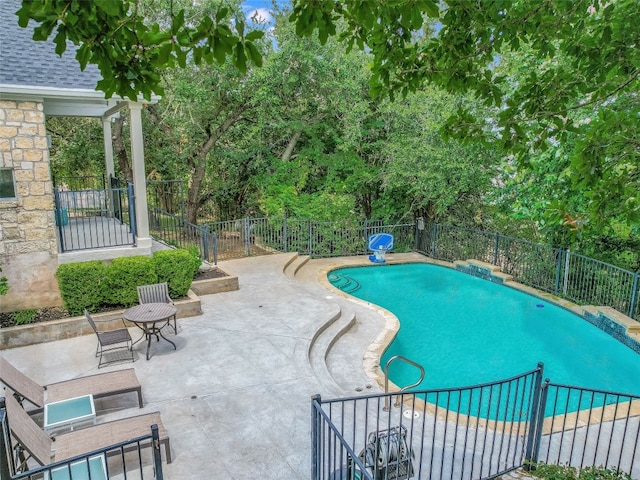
(124, 303), (177, 360)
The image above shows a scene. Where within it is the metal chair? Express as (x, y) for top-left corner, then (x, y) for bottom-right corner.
(85, 310), (134, 368)
(137, 282), (177, 334)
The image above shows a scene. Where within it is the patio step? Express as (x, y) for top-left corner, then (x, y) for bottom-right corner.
(308, 306), (357, 395)
(283, 254), (311, 279)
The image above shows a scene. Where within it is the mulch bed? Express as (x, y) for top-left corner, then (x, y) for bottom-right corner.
(0, 267), (228, 328)
(194, 267), (228, 280)
(0, 307), (70, 328)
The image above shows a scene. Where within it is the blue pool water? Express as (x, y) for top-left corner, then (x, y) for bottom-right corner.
(329, 263), (640, 399)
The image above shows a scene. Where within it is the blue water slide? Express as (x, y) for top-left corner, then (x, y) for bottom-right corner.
(368, 233), (394, 263)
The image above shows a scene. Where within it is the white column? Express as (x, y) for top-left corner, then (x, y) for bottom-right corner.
(128, 102), (151, 248)
(102, 117), (114, 180)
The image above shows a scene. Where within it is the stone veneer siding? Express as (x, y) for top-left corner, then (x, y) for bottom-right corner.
(0, 99), (61, 311)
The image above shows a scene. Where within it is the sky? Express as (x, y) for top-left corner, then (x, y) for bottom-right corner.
(242, 0), (289, 26)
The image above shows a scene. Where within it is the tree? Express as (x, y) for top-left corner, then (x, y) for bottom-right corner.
(20, 1), (639, 227)
(289, 1), (640, 225)
(16, 0), (264, 100)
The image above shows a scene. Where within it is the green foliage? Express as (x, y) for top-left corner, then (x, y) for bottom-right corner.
(13, 309), (37, 326)
(0, 262), (8, 296)
(529, 462), (632, 480)
(152, 249), (201, 298)
(34, 1), (640, 264)
(56, 250), (198, 314)
(56, 261), (107, 315)
(47, 117), (105, 181)
(289, 0), (640, 227)
(17, 0), (263, 100)
(105, 257), (158, 307)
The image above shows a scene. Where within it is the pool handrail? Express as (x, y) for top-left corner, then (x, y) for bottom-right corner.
(383, 355), (425, 411)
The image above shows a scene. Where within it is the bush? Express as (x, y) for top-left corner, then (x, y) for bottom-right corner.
(14, 309), (36, 325)
(152, 248), (201, 298)
(105, 257), (158, 307)
(56, 261), (107, 315)
(529, 463), (632, 480)
(0, 261), (9, 296)
(56, 249), (199, 314)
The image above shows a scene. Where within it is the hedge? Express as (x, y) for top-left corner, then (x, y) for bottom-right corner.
(153, 248), (201, 298)
(105, 256), (158, 307)
(55, 261), (107, 316)
(56, 249), (200, 316)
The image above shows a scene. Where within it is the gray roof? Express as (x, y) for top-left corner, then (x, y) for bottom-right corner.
(0, 0), (102, 90)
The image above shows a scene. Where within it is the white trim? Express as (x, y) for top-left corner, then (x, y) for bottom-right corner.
(0, 84), (109, 100)
(0, 84), (160, 103)
(102, 101), (129, 119)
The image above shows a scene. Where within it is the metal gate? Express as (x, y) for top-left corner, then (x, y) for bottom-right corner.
(54, 181), (136, 252)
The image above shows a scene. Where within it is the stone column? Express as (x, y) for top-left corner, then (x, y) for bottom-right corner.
(0, 100), (61, 311)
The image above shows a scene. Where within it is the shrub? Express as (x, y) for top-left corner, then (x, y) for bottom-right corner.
(0, 261), (8, 296)
(14, 309), (36, 325)
(56, 261), (107, 315)
(529, 463), (632, 480)
(152, 248), (201, 298)
(56, 249), (199, 315)
(105, 257), (158, 307)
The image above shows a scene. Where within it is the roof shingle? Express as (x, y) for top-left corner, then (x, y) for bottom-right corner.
(0, 0), (103, 91)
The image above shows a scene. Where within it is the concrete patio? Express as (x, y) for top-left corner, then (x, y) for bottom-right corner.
(1, 252), (418, 479)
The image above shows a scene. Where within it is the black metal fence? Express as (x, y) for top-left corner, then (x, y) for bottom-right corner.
(149, 206), (216, 262)
(417, 223), (640, 321)
(312, 365), (640, 480)
(198, 217), (415, 261)
(147, 179), (185, 219)
(148, 213), (415, 264)
(54, 182), (136, 252)
(146, 211), (640, 322)
(0, 400), (164, 480)
(534, 382), (640, 475)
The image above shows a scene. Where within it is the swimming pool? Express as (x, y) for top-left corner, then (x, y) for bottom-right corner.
(329, 263), (640, 399)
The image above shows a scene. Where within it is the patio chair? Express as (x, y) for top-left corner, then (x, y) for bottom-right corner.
(85, 309), (134, 368)
(4, 392), (172, 472)
(137, 282), (177, 333)
(0, 356), (143, 411)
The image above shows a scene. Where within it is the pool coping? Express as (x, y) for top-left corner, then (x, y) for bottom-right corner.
(315, 255), (640, 433)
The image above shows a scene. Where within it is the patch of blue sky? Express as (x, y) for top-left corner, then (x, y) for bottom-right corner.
(242, 0), (289, 27)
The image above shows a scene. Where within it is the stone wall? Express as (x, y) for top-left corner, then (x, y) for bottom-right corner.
(0, 99), (61, 312)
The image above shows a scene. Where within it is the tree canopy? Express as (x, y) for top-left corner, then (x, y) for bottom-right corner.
(15, 0), (640, 267)
(16, 0), (640, 226)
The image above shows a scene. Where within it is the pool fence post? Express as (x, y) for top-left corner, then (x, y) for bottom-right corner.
(0, 398), (12, 479)
(202, 228), (209, 262)
(629, 272), (639, 318)
(563, 249), (571, 296)
(283, 214), (288, 252)
(554, 248), (563, 295)
(244, 217), (251, 256)
(493, 232), (500, 265)
(309, 221), (313, 256)
(415, 217), (424, 251)
(431, 223), (438, 258)
(213, 231), (218, 265)
(128, 181), (137, 238)
(524, 363), (547, 470)
(311, 394), (322, 480)
(151, 424), (164, 480)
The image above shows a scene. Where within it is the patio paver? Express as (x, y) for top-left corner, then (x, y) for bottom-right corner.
(1, 253), (382, 479)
